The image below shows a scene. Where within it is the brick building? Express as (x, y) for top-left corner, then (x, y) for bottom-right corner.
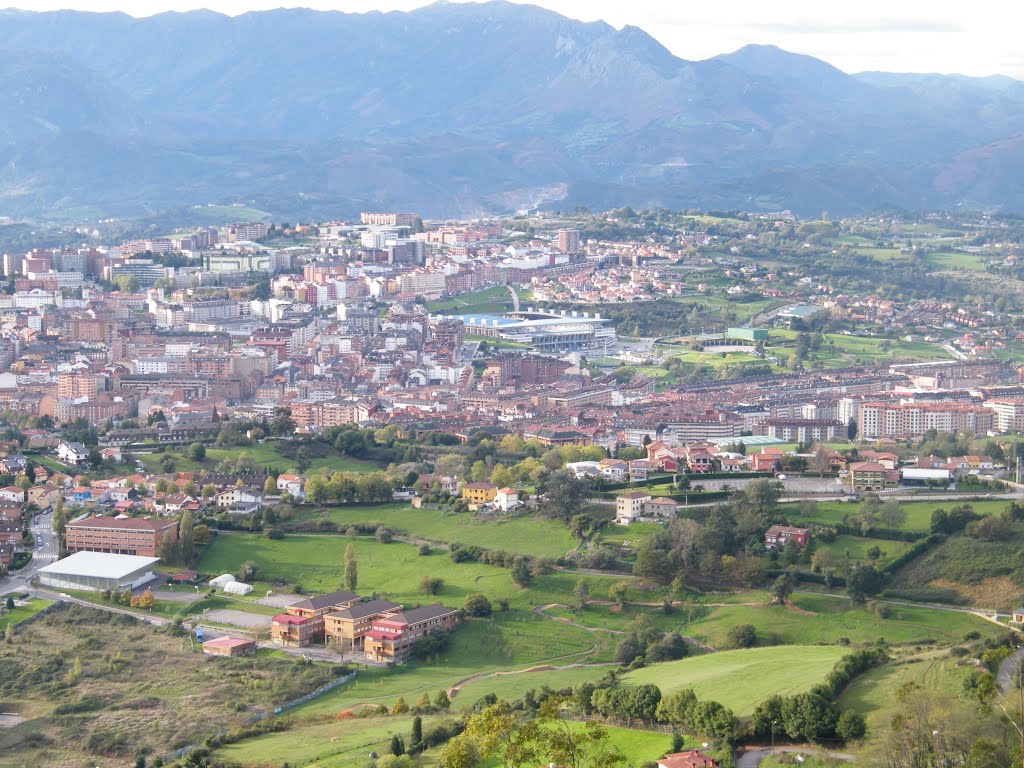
(65, 516), (178, 557)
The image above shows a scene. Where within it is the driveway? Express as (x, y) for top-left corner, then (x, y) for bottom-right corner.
(736, 747), (852, 768)
(196, 609), (272, 630)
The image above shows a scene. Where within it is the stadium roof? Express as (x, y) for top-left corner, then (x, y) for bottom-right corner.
(38, 551), (160, 579)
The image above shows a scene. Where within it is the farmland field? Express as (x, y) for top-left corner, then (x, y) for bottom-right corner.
(136, 442), (381, 475)
(198, 534), (636, 611)
(623, 646), (846, 716)
(309, 503), (579, 559)
(815, 534), (913, 566)
(784, 499), (1009, 532)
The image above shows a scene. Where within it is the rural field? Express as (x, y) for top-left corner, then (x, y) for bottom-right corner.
(307, 503), (580, 559)
(137, 442), (381, 475)
(623, 646), (846, 716)
(197, 533), (637, 612)
(784, 498), (1010, 533)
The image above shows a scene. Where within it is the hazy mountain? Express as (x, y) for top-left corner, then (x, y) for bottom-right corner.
(0, 2), (1022, 220)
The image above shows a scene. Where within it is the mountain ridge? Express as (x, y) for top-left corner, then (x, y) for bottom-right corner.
(0, 2), (1023, 220)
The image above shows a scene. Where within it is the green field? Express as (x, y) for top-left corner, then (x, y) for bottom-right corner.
(547, 593), (999, 648)
(198, 534), (634, 611)
(427, 286), (525, 314)
(0, 597), (51, 631)
(310, 504), (579, 559)
(686, 594), (997, 647)
(294, 612), (615, 719)
(137, 442), (381, 475)
(452, 664), (612, 707)
(838, 649), (976, 733)
(623, 646), (846, 716)
(816, 535), (913, 566)
(785, 499), (1010, 533)
(211, 714), (442, 767)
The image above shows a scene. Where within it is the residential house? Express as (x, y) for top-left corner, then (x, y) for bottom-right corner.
(720, 457), (745, 473)
(0, 486), (25, 504)
(645, 441), (680, 472)
(494, 487), (521, 512)
(859, 451), (899, 470)
(682, 444), (716, 473)
(57, 441), (90, 465)
(0, 454), (28, 475)
(616, 491), (652, 526)
(657, 751), (719, 768)
(644, 497), (679, 519)
(0, 520), (23, 546)
(27, 484), (61, 509)
(764, 525), (810, 548)
(628, 459), (652, 482)
(100, 447), (124, 463)
(276, 473), (307, 499)
(750, 447), (783, 472)
(565, 461), (601, 479)
(363, 604), (458, 663)
(598, 458), (629, 481)
(847, 461), (899, 491)
(461, 482), (497, 505)
(216, 486), (263, 511)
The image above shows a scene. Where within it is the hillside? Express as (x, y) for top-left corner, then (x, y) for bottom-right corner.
(0, 3), (1023, 219)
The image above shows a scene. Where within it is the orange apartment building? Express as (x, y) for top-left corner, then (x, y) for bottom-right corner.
(363, 604), (459, 663)
(323, 598), (402, 650)
(65, 516), (177, 557)
(271, 589), (360, 646)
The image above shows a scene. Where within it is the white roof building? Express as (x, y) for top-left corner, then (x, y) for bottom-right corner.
(38, 552), (159, 592)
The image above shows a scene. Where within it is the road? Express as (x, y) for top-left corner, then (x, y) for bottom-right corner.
(0, 509), (58, 597)
(736, 747), (852, 768)
(998, 647), (1024, 693)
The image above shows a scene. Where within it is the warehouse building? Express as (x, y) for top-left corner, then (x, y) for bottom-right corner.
(37, 551), (159, 592)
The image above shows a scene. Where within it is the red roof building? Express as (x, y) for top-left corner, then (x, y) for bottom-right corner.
(658, 751), (719, 768)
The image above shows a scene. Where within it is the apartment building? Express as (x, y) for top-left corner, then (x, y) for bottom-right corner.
(363, 604), (458, 663)
(324, 598), (402, 650)
(65, 516), (178, 558)
(762, 418), (844, 444)
(856, 401), (994, 440)
(984, 399), (1024, 433)
(271, 589), (361, 647)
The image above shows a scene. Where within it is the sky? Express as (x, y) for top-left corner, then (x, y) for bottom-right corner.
(10, 0), (1024, 79)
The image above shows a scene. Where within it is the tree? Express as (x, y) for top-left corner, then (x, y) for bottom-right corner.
(846, 564), (883, 603)
(305, 476), (327, 505)
(462, 701), (540, 768)
(344, 543), (358, 591)
(836, 709), (867, 741)
(390, 735), (406, 756)
(511, 557), (533, 587)
(854, 494), (880, 535)
(608, 581), (629, 606)
(744, 478), (782, 516)
(391, 696), (410, 715)
(201, 483), (217, 499)
(780, 692), (837, 742)
(463, 593), (492, 617)
(178, 509), (194, 563)
(434, 690), (450, 710)
(411, 715), (423, 750)
(420, 576), (444, 595)
(536, 696), (626, 768)
(440, 733), (480, 768)
(15, 475), (30, 491)
(539, 469), (590, 522)
(877, 499), (906, 530)
(188, 442), (206, 462)
(770, 572), (795, 605)
(52, 497), (67, 549)
(573, 579), (590, 611)
(726, 623), (757, 649)
(263, 475), (277, 495)
(236, 560), (260, 583)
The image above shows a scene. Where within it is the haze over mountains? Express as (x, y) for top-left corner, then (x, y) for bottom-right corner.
(1, 1), (1023, 220)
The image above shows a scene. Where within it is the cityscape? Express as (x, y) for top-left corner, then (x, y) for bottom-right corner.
(1, 4), (1024, 768)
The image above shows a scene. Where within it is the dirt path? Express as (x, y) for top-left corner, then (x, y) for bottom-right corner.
(998, 647), (1024, 693)
(736, 747), (853, 768)
(532, 603), (716, 652)
(447, 659), (618, 700)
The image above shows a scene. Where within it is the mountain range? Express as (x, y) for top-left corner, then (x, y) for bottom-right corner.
(1, 1), (1023, 221)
